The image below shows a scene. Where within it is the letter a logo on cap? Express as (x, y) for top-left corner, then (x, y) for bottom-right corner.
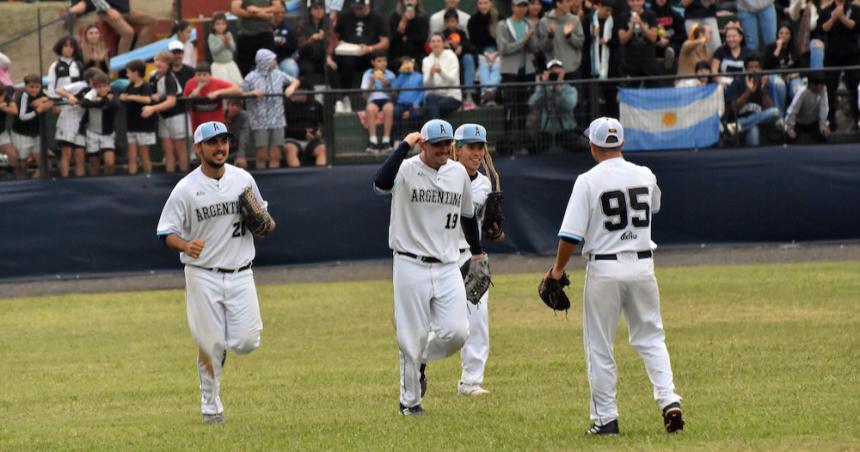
(213, 123), (220, 132)
(474, 126), (481, 137)
(440, 124), (446, 134)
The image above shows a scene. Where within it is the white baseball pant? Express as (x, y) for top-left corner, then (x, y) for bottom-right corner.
(458, 250), (489, 386)
(184, 265), (263, 415)
(582, 254), (681, 425)
(394, 254), (469, 408)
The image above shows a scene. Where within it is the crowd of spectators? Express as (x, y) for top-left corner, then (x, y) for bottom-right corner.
(1, 0), (859, 179)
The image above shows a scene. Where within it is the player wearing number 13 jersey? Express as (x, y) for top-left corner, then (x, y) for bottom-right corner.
(156, 121), (276, 424)
(373, 119), (485, 416)
(545, 117), (684, 435)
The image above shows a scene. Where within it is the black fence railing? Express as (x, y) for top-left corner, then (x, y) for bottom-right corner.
(2, 65), (858, 181)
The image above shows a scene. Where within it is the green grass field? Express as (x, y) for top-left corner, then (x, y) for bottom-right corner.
(2, 262), (859, 450)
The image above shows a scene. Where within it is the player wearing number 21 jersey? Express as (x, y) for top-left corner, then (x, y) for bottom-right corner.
(373, 119), (485, 416)
(544, 117), (684, 436)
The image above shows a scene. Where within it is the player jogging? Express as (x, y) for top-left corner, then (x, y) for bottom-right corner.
(373, 119), (485, 416)
(540, 117), (684, 435)
(452, 123), (498, 396)
(156, 121), (276, 424)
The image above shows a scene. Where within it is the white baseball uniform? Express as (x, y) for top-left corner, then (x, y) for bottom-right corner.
(559, 156), (681, 426)
(378, 154), (475, 409)
(458, 172), (492, 388)
(156, 164), (268, 416)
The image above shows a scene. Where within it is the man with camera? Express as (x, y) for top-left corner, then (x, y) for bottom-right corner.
(528, 59), (580, 152)
(726, 54), (783, 146)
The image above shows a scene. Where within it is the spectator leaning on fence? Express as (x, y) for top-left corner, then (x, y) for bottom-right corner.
(241, 48), (300, 170)
(80, 71), (120, 176)
(423, 33), (463, 120)
(497, 0), (540, 153)
(817, 0), (860, 128)
(232, 0), (283, 76)
(539, 0), (586, 80)
(144, 51), (189, 173)
(736, 0), (777, 52)
(208, 12), (244, 87)
(391, 56), (424, 143)
(785, 71), (830, 142)
(184, 63), (243, 131)
(12, 74), (53, 178)
(53, 76), (89, 178)
(284, 78), (327, 167)
(726, 54), (783, 146)
(469, 0), (502, 105)
(0, 82), (21, 179)
(47, 36), (84, 100)
(298, 0), (329, 82)
(677, 23), (712, 78)
(389, 0), (430, 68)
(225, 98), (252, 169)
(120, 59), (156, 176)
(528, 59), (579, 152)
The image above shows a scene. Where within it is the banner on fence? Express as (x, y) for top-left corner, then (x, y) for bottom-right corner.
(619, 84), (722, 151)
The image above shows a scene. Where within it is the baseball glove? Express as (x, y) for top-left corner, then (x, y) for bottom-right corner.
(460, 254), (492, 305)
(482, 191), (504, 240)
(238, 186), (273, 237)
(538, 270), (571, 311)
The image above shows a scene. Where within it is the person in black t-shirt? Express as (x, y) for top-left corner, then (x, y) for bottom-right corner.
(144, 51), (189, 173)
(0, 83), (20, 178)
(726, 55), (782, 146)
(331, 0), (390, 112)
(618, 0), (663, 84)
(817, 0), (860, 126)
(80, 72), (121, 176)
(11, 74), (53, 178)
(121, 59), (157, 175)
(388, 0), (429, 68)
(168, 40), (196, 88)
(284, 78), (326, 167)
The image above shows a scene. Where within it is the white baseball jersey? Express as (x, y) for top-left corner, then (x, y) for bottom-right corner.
(559, 157), (661, 257)
(381, 155), (475, 263)
(157, 164), (268, 269)
(458, 172), (492, 250)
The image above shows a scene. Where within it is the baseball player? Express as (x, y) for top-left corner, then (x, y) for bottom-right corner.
(156, 121), (276, 424)
(373, 119), (485, 416)
(542, 117), (684, 435)
(453, 123), (493, 396)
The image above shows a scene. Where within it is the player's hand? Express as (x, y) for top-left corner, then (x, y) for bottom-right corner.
(185, 239), (205, 258)
(787, 127), (797, 139)
(403, 131), (422, 147)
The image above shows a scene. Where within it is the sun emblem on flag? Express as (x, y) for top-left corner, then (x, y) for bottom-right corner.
(662, 112), (677, 127)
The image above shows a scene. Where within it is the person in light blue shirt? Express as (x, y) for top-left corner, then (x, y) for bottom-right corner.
(392, 56), (424, 144)
(361, 51), (397, 152)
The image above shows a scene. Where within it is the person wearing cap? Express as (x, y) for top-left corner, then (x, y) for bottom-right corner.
(168, 39), (196, 88)
(184, 63), (243, 131)
(538, 0), (585, 79)
(452, 123), (497, 397)
(496, 0), (540, 154)
(528, 59), (579, 151)
(231, 0), (284, 76)
(784, 71), (830, 143)
(157, 120), (276, 425)
(143, 51), (190, 173)
(542, 116), (684, 436)
(372, 119), (485, 416)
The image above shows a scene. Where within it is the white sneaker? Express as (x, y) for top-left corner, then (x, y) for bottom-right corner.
(335, 100), (345, 113)
(458, 382), (490, 396)
(342, 96), (352, 113)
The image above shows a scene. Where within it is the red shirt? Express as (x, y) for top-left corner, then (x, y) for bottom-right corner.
(183, 77), (234, 130)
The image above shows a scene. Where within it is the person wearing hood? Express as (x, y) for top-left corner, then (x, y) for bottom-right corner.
(538, 0), (586, 78)
(241, 49), (300, 170)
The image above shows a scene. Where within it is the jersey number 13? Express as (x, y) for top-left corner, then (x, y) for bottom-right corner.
(600, 187), (650, 231)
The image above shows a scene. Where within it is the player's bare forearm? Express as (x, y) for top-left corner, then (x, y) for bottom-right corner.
(164, 233), (205, 258)
(551, 238), (578, 278)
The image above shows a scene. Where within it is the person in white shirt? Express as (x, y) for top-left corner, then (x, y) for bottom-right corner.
(542, 117), (684, 436)
(423, 33), (462, 119)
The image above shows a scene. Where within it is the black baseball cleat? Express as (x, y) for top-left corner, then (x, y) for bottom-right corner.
(585, 419), (619, 436)
(399, 403), (425, 416)
(419, 363), (427, 397)
(662, 402), (685, 433)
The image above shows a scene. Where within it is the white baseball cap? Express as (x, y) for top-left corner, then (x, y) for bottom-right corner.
(584, 117), (624, 148)
(168, 40), (184, 52)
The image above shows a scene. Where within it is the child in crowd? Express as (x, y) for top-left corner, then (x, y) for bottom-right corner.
(284, 78), (326, 167)
(143, 51), (189, 173)
(361, 51), (396, 153)
(120, 59), (157, 175)
(442, 8), (477, 107)
(11, 74), (53, 178)
(0, 82), (20, 178)
(47, 36), (84, 99)
(183, 62), (241, 131)
(391, 56), (424, 143)
(207, 12), (243, 86)
(225, 98), (251, 169)
(80, 71), (120, 175)
(54, 68), (97, 178)
(173, 20), (197, 68)
(785, 72), (829, 143)
(241, 48), (299, 169)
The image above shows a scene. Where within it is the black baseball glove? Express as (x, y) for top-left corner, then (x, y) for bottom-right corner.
(482, 191), (504, 240)
(238, 186), (273, 237)
(460, 254), (492, 305)
(538, 269), (571, 311)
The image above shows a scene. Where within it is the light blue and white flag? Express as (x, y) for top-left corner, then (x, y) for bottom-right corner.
(619, 84), (722, 151)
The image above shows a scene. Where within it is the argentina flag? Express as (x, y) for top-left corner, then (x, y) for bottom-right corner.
(619, 84), (722, 151)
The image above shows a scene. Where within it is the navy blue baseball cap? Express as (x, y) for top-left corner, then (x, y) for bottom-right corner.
(420, 119), (454, 143)
(454, 123), (487, 145)
(194, 121), (234, 144)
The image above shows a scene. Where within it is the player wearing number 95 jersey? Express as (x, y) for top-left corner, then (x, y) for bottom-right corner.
(543, 117), (684, 435)
(156, 121), (276, 425)
(373, 119), (485, 416)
